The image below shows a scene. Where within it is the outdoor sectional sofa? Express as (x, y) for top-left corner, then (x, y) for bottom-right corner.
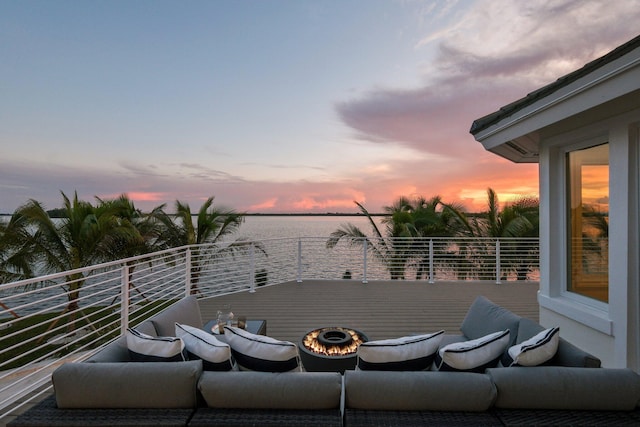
(8, 295), (640, 427)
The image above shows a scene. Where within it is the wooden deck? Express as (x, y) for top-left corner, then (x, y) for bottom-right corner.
(198, 279), (540, 342)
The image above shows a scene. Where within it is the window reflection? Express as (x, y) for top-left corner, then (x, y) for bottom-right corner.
(567, 144), (609, 302)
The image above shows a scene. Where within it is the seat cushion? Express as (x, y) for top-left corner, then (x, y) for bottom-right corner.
(344, 370), (497, 411)
(198, 371), (342, 409)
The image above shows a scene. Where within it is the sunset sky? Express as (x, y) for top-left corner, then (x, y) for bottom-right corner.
(2, 1), (639, 214)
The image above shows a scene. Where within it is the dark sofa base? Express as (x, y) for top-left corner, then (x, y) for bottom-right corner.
(189, 408), (342, 427)
(11, 396), (640, 427)
(8, 396), (342, 427)
(345, 408), (640, 427)
(8, 396), (195, 427)
(345, 409), (503, 426)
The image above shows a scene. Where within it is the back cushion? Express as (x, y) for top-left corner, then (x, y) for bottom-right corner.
(487, 367), (640, 410)
(151, 296), (203, 337)
(53, 360), (203, 408)
(460, 296), (520, 346)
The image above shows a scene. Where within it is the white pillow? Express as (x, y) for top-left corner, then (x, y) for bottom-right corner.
(126, 328), (186, 362)
(437, 330), (510, 372)
(357, 330), (444, 371)
(506, 327), (560, 367)
(223, 326), (301, 372)
(175, 323), (236, 371)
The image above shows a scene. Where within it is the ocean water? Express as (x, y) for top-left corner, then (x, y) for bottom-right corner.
(235, 215), (384, 241)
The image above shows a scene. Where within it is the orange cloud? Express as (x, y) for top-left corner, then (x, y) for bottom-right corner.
(98, 192), (167, 202)
(249, 198), (278, 211)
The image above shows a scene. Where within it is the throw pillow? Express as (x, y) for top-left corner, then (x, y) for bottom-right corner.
(357, 330), (445, 371)
(126, 328), (186, 362)
(175, 323), (236, 371)
(436, 330), (510, 372)
(504, 327), (560, 367)
(223, 325), (301, 372)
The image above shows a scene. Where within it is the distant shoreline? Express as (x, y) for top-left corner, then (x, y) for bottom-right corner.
(242, 212), (388, 217)
(0, 212), (389, 217)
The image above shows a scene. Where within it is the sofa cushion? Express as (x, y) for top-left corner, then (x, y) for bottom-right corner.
(86, 321), (157, 363)
(486, 366), (640, 410)
(461, 296), (520, 346)
(198, 371), (342, 409)
(151, 296), (203, 337)
(344, 370), (497, 411)
(517, 317), (601, 367)
(175, 323), (236, 371)
(504, 327), (560, 367)
(356, 330), (444, 371)
(53, 360), (203, 408)
(126, 328), (186, 362)
(223, 326), (301, 372)
(436, 330), (510, 372)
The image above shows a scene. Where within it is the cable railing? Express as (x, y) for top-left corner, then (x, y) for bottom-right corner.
(0, 236), (539, 418)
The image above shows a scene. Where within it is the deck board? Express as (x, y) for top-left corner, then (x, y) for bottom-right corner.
(198, 280), (539, 342)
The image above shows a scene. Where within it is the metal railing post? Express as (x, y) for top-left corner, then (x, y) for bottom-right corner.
(428, 239), (435, 283)
(185, 247), (192, 296)
(297, 238), (303, 283)
(362, 239), (368, 284)
(120, 264), (130, 337)
(495, 239), (502, 284)
(249, 243), (256, 293)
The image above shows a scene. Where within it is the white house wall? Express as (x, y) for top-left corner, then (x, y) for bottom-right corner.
(538, 109), (640, 369)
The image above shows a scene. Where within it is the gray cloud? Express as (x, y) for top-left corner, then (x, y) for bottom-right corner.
(337, 0), (640, 159)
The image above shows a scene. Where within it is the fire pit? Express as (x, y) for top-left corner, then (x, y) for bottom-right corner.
(299, 327), (368, 373)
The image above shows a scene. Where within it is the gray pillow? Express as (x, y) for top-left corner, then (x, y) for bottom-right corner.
(461, 296), (520, 346)
(151, 296), (203, 336)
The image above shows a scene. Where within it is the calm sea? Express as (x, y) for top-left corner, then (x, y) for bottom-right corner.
(235, 215), (384, 241)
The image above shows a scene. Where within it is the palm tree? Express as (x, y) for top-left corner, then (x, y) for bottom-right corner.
(327, 196), (469, 280)
(154, 197), (245, 293)
(326, 200), (398, 277)
(95, 194), (168, 303)
(463, 188), (539, 280)
(0, 212), (38, 284)
(7, 191), (140, 332)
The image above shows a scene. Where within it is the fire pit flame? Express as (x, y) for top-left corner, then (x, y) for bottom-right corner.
(302, 327), (366, 357)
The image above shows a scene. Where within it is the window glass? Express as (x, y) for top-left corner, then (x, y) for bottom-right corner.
(567, 143), (609, 302)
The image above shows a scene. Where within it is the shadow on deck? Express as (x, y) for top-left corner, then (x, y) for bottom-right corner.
(198, 279), (540, 342)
